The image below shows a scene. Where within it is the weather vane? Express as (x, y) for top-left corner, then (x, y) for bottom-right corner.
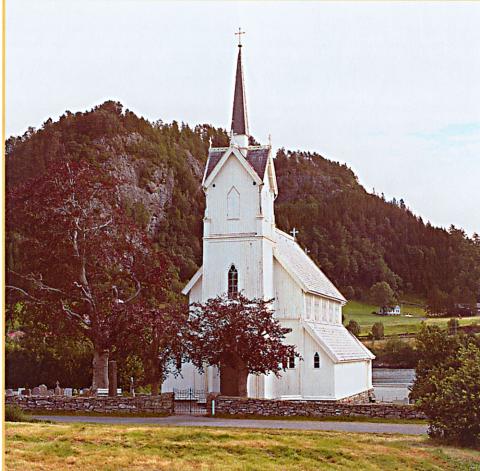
(235, 27), (245, 47)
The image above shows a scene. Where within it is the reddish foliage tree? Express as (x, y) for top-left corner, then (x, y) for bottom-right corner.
(187, 294), (299, 396)
(6, 160), (173, 389)
(121, 302), (188, 395)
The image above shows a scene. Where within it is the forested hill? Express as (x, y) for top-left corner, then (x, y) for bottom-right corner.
(6, 101), (480, 312)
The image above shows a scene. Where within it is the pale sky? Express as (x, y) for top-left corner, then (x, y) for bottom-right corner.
(7, 1), (480, 235)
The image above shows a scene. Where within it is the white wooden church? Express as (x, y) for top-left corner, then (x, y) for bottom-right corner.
(163, 38), (374, 401)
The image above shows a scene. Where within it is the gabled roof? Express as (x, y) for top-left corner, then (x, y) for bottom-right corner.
(304, 321), (375, 362)
(274, 229), (346, 302)
(203, 146), (271, 185)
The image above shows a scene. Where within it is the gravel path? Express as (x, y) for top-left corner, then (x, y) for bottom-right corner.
(33, 415), (427, 435)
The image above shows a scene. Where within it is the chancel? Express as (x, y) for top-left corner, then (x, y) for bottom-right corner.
(163, 32), (374, 401)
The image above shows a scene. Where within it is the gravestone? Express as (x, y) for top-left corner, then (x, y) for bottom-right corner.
(64, 388), (73, 397)
(54, 381), (62, 396)
(24, 388), (31, 396)
(6, 389), (13, 397)
(46, 390), (54, 396)
(32, 386), (40, 396)
(38, 384), (48, 396)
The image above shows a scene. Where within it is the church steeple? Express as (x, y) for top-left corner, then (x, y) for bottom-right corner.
(231, 28), (249, 147)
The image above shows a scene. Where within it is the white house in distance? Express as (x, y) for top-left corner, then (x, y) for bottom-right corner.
(379, 305), (401, 316)
(163, 37), (374, 401)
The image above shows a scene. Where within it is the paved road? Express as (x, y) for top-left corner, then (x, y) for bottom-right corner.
(33, 415), (427, 435)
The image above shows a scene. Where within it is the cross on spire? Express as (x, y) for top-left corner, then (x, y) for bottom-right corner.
(235, 27), (245, 47)
(290, 228), (299, 240)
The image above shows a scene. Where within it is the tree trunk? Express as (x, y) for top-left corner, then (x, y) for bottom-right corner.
(220, 355), (249, 397)
(151, 380), (160, 396)
(108, 360), (117, 397)
(92, 348), (109, 391)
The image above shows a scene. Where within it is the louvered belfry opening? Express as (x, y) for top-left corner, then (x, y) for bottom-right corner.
(228, 265), (238, 298)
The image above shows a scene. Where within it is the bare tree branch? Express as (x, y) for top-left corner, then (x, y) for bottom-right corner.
(6, 285), (43, 303)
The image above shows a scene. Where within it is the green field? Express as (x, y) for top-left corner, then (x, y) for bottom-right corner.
(6, 422), (480, 470)
(343, 300), (479, 337)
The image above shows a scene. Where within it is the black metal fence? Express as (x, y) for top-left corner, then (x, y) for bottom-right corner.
(173, 388), (207, 415)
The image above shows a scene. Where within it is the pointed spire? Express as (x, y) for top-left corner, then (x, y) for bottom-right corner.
(231, 29), (249, 140)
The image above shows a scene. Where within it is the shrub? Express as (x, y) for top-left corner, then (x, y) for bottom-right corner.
(371, 322), (384, 340)
(346, 320), (361, 337)
(5, 404), (31, 422)
(416, 343), (480, 446)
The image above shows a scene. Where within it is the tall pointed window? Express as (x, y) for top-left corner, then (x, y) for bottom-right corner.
(227, 186), (240, 219)
(314, 352), (320, 369)
(228, 265), (238, 298)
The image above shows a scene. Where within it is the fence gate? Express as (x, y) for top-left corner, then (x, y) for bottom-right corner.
(173, 388), (207, 415)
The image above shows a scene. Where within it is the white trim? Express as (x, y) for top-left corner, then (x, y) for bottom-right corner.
(203, 147), (263, 189)
(182, 267), (202, 295)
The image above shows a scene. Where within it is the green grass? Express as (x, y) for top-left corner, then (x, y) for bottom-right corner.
(5, 422), (480, 470)
(211, 413), (427, 425)
(343, 300), (479, 336)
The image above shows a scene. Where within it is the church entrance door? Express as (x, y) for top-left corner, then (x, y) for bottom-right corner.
(173, 388), (207, 415)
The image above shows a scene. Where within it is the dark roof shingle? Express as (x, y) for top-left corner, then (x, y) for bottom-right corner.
(203, 146), (270, 183)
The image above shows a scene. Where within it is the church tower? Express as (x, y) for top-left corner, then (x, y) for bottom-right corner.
(175, 32), (374, 401)
(198, 33), (278, 302)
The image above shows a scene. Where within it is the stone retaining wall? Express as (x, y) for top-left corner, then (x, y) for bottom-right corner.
(209, 396), (425, 420)
(6, 393), (174, 415)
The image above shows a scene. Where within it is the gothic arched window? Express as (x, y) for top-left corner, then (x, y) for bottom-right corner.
(227, 186), (240, 219)
(314, 352), (320, 369)
(228, 265), (238, 298)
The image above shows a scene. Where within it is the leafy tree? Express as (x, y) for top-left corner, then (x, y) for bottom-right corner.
(369, 282), (396, 309)
(410, 324), (480, 402)
(187, 294), (299, 397)
(415, 343), (480, 446)
(371, 322), (384, 340)
(346, 320), (361, 337)
(6, 160), (173, 390)
(121, 302), (188, 395)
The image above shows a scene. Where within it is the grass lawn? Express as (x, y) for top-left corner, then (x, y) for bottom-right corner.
(5, 422), (480, 470)
(343, 300), (479, 336)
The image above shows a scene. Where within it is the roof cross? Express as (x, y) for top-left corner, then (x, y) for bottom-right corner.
(290, 227), (299, 240)
(235, 27), (245, 47)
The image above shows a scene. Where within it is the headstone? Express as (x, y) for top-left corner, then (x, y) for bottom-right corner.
(46, 389), (54, 396)
(54, 381), (62, 396)
(64, 388), (73, 397)
(38, 384), (48, 396)
(6, 389), (13, 397)
(24, 388), (31, 396)
(32, 387), (41, 396)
